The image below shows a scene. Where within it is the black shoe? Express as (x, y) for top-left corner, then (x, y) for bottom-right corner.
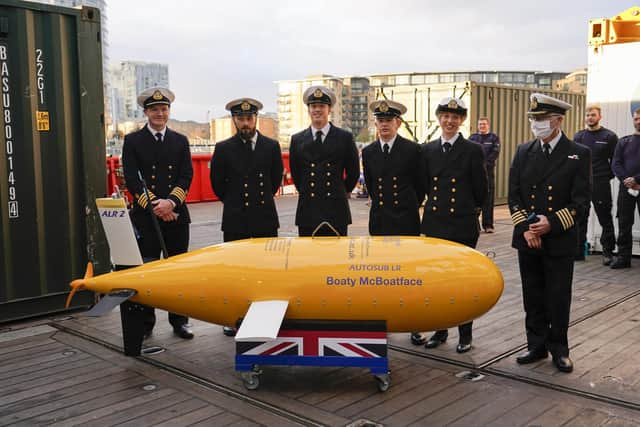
(424, 331), (448, 349)
(516, 349), (548, 364)
(484, 226), (494, 234)
(223, 326), (237, 337)
(553, 355), (574, 373)
(173, 325), (194, 339)
(602, 254), (613, 266)
(610, 257), (631, 269)
(143, 330), (153, 340)
(456, 341), (472, 353)
(410, 332), (427, 345)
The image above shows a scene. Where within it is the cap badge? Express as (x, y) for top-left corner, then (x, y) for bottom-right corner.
(531, 97), (538, 109)
(447, 99), (458, 109)
(241, 101), (251, 111)
(313, 88), (323, 98)
(379, 101), (389, 112)
(152, 90), (164, 100)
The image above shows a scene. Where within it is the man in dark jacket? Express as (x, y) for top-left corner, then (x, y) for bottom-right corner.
(509, 93), (591, 373)
(122, 87), (194, 340)
(414, 97), (488, 353)
(210, 97), (283, 335)
(289, 85), (360, 236)
(574, 105), (618, 264)
(610, 107), (640, 269)
(362, 99), (424, 236)
(469, 117), (500, 233)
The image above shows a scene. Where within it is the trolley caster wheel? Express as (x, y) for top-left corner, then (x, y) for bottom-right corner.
(375, 373), (391, 392)
(242, 371), (260, 390)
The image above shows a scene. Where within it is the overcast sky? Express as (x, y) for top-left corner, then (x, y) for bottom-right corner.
(107, 0), (635, 121)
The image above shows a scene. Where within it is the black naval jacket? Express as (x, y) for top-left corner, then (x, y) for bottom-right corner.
(210, 132), (283, 234)
(420, 135), (487, 245)
(122, 125), (193, 226)
(362, 135), (425, 236)
(289, 124), (360, 229)
(508, 134), (591, 257)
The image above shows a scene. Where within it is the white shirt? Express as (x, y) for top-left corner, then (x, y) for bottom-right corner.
(147, 125), (167, 141)
(379, 135), (398, 152)
(242, 131), (259, 151)
(441, 133), (460, 151)
(539, 131), (563, 153)
(310, 123), (331, 143)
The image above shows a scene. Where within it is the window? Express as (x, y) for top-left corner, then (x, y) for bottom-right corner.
(439, 74), (454, 83)
(395, 75), (410, 85)
(424, 74), (439, 84)
(411, 75), (425, 85)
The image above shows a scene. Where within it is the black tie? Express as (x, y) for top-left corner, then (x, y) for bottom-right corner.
(155, 132), (162, 143)
(543, 143), (550, 159)
(383, 143), (389, 155)
(315, 130), (323, 144)
(245, 140), (253, 157)
(443, 142), (451, 153)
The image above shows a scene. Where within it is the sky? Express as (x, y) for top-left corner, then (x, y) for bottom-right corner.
(107, 0), (636, 122)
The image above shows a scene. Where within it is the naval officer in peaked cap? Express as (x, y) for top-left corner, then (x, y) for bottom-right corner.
(509, 93), (591, 373)
(210, 97), (284, 336)
(289, 85), (360, 236)
(122, 86), (195, 341)
(414, 96), (487, 353)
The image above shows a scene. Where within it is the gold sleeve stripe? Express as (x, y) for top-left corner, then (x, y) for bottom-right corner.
(170, 187), (187, 203)
(137, 193), (149, 209)
(555, 208), (574, 230)
(511, 209), (527, 226)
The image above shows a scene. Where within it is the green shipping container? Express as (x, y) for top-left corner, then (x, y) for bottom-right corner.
(0, 0), (109, 322)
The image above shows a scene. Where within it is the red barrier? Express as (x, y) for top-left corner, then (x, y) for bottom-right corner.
(106, 151), (293, 204)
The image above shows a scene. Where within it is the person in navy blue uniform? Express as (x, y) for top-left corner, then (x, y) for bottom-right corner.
(469, 117), (500, 233)
(414, 97), (487, 353)
(362, 100), (424, 236)
(509, 93), (591, 373)
(210, 98), (284, 336)
(610, 108), (640, 269)
(574, 105), (618, 264)
(289, 85), (360, 236)
(122, 87), (194, 340)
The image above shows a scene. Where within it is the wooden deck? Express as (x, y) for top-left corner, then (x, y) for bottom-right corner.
(1, 196), (640, 426)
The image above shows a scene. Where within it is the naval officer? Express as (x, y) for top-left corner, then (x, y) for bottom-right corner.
(414, 97), (488, 353)
(210, 97), (284, 336)
(362, 100), (424, 236)
(289, 85), (360, 236)
(509, 93), (591, 373)
(122, 87), (194, 340)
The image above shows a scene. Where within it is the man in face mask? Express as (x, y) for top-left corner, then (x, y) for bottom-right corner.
(508, 93), (591, 373)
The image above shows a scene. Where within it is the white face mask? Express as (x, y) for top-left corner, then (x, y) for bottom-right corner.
(530, 119), (554, 139)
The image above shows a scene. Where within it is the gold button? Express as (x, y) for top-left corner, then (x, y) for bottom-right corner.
(311, 182), (315, 187)
(531, 195), (535, 199)
(531, 205), (535, 210)
(450, 208), (455, 213)
(311, 172), (315, 176)
(378, 178), (383, 182)
(327, 192), (331, 196)
(548, 207), (553, 212)
(548, 196), (553, 201)
(151, 185), (155, 189)
(532, 185), (536, 189)
(244, 193), (249, 197)
(168, 175), (172, 179)
(151, 175), (156, 180)
(393, 192), (398, 196)
(311, 163), (315, 167)
(327, 163), (331, 167)
(548, 185), (553, 190)
(326, 182), (331, 187)
(378, 185), (382, 190)
(261, 201), (265, 205)
(451, 198), (455, 203)
(394, 201), (398, 205)
(393, 177), (397, 181)
(433, 186), (438, 191)
(393, 184), (398, 189)
(245, 202), (249, 206)
(433, 196), (438, 201)
(311, 193), (315, 197)
(452, 188), (456, 193)
(379, 193), (383, 198)
(432, 206), (437, 211)
(259, 183), (264, 186)
(433, 177), (438, 182)
(326, 172), (331, 176)
(152, 165), (156, 170)
(244, 183), (248, 188)
(260, 191), (264, 195)
(451, 178), (456, 183)
(169, 165), (173, 170)
(379, 201), (384, 206)
(259, 173), (263, 177)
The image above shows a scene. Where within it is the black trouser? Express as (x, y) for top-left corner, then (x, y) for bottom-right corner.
(223, 229), (277, 242)
(481, 166), (495, 228)
(517, 251), (573, 357)
(136, 221), (190, 333)
(430, 233), (479, 343)
(298, 224), (348, 237)
(577, 177), (615, 256)
(615, 183), (640, 259)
